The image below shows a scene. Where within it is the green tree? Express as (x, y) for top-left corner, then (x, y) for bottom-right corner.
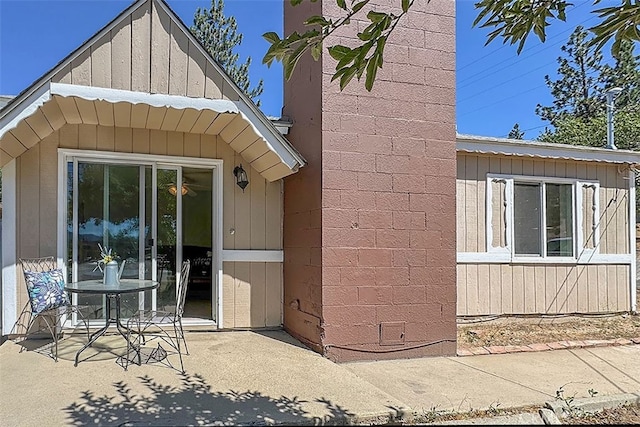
(191, 0), (264, 106)
(508, 123), (525, 139)
(535, 27), (608, 127)
(538, 111), (640, 150)
(264, 0), (640, 91)
(537, 29), (640, 149)
(602, 40), (640, 110)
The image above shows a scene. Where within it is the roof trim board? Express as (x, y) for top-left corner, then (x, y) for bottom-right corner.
(457, 133), (640, 165)
(0, 83), (302, 180)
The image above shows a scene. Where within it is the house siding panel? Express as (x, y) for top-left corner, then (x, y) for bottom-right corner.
(53, 1), (224, 100)
(16, 124), (283, 328)
(457, 152), (632, 316)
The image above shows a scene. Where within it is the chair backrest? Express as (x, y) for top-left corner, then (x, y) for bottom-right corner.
(175, 260), (191, 318)
(20, 257), (56, 273)
(19, 256), (69, 314)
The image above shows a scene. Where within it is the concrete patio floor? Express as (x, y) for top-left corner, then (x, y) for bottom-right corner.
(0, 330), (405, 426)
(1, 329), (639, 426)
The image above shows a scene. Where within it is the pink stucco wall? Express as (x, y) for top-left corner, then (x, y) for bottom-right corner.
(283, 0), (457, 361)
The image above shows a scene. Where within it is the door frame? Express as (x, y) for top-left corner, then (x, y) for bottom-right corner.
(57, 149), (224, 327)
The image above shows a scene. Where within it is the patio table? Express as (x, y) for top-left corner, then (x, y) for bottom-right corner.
(65, 279), (158, 366)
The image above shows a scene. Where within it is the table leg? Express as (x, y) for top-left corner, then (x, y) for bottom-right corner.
(115, 295), (149, 368)
(74, 295), (113, 367)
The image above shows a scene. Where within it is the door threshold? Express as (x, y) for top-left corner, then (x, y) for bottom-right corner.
(181, 318), (218, 329)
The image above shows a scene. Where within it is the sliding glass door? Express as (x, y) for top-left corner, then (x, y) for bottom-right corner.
(69, 162), (150, 318)
(66, 156), (216, 323)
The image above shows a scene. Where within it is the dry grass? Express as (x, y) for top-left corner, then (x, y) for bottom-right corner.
(458, 276), (640, 350)
(457, 314), (640, 348)
(563, 403), (640, 424)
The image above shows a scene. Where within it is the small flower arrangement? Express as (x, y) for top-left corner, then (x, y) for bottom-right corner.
(93, 243), (117, 272)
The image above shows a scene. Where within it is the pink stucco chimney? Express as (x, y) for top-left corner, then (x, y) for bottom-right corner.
(282, 0), (457, 361)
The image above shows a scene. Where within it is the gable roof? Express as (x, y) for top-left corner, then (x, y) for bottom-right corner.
(0, 0), (305, 180)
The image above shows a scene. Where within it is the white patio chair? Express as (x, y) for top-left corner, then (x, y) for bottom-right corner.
(125, 260), (191, 372)
(13, 257), (91, 361)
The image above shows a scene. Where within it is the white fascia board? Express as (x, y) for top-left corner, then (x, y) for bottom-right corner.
(235, 102), (303, 170)
(51, 83), (239, 114)
(0, 82), (52, 142)
(457, 134), (640, 165)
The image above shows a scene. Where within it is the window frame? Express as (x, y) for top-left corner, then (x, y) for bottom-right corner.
(486, 173), (599, 263)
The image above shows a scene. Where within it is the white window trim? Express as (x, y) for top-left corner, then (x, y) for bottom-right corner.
(484, 173), (600, 263)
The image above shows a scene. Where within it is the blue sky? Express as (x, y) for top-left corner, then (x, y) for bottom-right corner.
(0, 0), (623, 139)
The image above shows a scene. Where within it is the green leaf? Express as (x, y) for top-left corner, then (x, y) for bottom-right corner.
(367, 11), (387, 23)
(365, 55), (378, 91)
(337, 0), (347, 10)
(283, 43), (307, 80)
(401, 0), (410, 13)
(304, 15), (330, 26)
(310, 42), (323, 61)
(339, 66), (358, 89)
(328, 45), (351, 60)
(290, 0), (304, 6)
(262, 32), (281, 44)
(352, 0), (369, 14)
(336, 47), (359, 69)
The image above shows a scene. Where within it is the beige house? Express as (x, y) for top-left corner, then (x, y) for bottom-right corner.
(457, 134), (640, 317)
(0, 0), (305, 335)
(2, 0), (637, 359)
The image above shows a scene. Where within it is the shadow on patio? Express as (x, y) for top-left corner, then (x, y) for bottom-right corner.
(64, 372), (353, 426)
(0, 330), (404, 426)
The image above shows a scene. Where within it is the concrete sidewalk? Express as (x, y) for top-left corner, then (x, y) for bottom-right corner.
(1, 330), (639, 425)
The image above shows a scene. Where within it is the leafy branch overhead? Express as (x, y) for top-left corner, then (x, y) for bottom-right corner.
(473, 0), (640, 55)
(264, 0), (640, 91)
(263, 0), (416, 91)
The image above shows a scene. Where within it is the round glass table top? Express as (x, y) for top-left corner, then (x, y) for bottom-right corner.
(65, 279), (158, 295)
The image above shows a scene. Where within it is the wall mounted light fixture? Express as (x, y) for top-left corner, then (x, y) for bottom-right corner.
(233, 164), (249, 192)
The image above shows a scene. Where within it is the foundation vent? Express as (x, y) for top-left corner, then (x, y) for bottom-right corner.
(379, 322), (405, 346)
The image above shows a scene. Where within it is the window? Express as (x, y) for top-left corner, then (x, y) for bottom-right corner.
(487, 175), (598, 260)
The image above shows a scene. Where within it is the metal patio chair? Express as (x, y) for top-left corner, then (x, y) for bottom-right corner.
(125, 259), (191, 372)
(13, 257), (91, 361)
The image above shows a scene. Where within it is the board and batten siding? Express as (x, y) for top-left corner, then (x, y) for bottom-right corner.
(15, 124), (283, 329)
(457, 153), (631, 316)
(50, 1), (237, 102)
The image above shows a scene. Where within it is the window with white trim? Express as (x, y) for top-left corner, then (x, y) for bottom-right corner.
(486, 174), (599, 260)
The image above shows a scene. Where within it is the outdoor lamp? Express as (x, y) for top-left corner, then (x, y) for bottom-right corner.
(233, 164), (249, 192)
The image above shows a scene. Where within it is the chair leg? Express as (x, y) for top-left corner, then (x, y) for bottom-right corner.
(18, 314), (36, 354)
(39, 315), (59, 362)
(173, 322), (185, 373)
(177, 318), (189, 355)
